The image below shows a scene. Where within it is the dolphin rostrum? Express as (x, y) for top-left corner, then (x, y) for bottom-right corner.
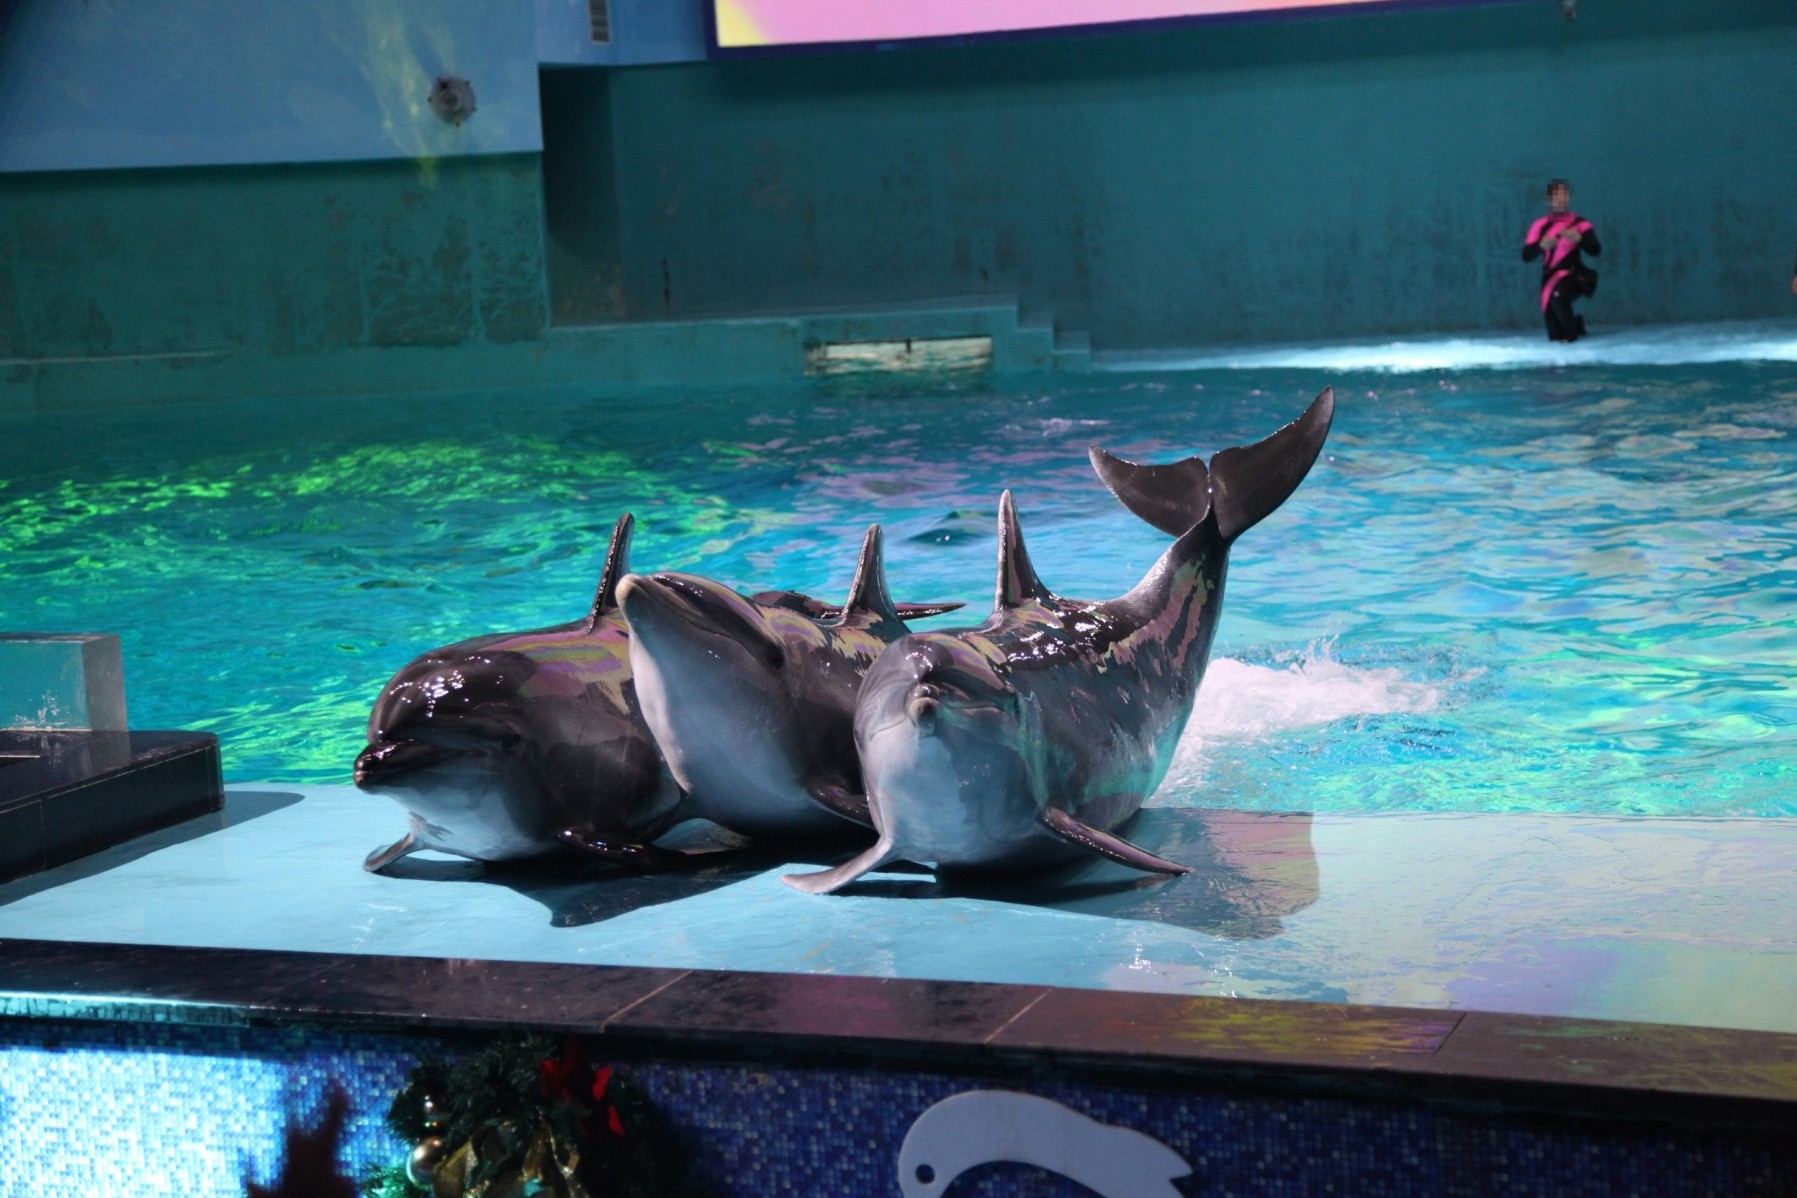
(620, 526), (955, 843)
(785, 388), (1335, 894)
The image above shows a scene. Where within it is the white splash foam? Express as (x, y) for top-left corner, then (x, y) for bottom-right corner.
(1185, 652), (1444, 742)
(1162, 650), (1447, 791)
(1096, 318), (1797, 374)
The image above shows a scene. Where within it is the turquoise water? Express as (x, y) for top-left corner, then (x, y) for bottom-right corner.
(4, 363), (1795, 815)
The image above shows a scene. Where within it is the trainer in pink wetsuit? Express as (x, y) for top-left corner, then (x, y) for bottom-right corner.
(1523, 181), (1601, 342)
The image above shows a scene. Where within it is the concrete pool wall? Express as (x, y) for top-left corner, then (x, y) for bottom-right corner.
(4, 0), (1797, 405)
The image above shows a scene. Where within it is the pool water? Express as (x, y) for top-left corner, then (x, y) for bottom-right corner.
(4, 362), (1795, 817)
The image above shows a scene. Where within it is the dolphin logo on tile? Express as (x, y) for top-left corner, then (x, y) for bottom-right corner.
(898, 1090), (1191, 1198)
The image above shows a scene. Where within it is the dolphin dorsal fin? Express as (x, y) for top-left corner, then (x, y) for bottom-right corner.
(1209, 387), (1335, 541)
(1089, 446), (1212, 537)
(839, 525), (904, 627)
(995, 491), (1053, 609)
(586, 513), (634, 630)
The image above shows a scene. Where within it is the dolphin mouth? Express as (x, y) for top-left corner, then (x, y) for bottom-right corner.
(353, 739), (469, 788)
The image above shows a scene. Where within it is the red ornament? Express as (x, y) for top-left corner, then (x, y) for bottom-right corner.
(537, 1038), (590, 1105)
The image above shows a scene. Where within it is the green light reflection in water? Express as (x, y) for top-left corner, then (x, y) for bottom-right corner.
(3, 365), (1795, 816)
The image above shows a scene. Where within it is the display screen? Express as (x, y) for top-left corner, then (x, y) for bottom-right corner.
(712, 0), (1439, 52)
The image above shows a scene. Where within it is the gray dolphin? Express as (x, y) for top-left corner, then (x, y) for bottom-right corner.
(619, 526), (944, 842)
(785, 388), (1335, 894)
(355, 514), (689, 871)
(358, 515), (960, 871)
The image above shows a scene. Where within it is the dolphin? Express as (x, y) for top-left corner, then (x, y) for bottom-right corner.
(619, 526), (948, 843)
(354, 514), (691, 871)
(357, 515), (960, 871)
(784, 388), (1335, 894)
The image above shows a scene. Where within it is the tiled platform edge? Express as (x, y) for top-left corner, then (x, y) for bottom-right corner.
(0, 939), (1791, 1197)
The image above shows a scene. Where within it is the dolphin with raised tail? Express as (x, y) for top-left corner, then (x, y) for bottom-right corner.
(619, 526), (956, 843)
(784, 388), (1335, 894)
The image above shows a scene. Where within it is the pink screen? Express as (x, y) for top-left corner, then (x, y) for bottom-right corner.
(714, 0), (1406, 49)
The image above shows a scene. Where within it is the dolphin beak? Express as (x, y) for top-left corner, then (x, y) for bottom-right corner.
(618, 573), (691, 625)
(353, 739), (464, 788)
(621, 572), (783, 664)
(624, 574), (724, 629)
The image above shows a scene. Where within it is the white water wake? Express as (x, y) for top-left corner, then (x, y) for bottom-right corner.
(1161, 649), (1448, 792)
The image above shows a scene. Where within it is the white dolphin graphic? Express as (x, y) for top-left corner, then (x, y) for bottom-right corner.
(898, 1090), (1192, 1198)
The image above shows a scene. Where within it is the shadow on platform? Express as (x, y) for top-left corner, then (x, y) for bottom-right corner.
(376, 808), (1319, 941)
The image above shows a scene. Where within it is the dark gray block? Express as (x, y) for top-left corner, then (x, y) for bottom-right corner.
(0, 730), (221, 882)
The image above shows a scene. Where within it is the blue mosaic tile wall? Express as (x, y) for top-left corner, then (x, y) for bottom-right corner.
(0, 1019), (1788, 1198)
(0, 1021), (415, 1196)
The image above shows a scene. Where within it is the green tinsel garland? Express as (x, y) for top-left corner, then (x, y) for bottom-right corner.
(363, 1035), (697, 1198)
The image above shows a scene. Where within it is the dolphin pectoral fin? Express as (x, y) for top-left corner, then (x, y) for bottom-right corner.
(1039, 808), (1190, 876)
(782, 836), (900, 895)
(555, 827), (704, 872)
(364, 832), (419, 873)
(804, 779), (875, 827)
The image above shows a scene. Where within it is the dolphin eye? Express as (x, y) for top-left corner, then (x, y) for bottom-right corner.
(915, 1164), (935, 1185)
(764, 643), (786, 671)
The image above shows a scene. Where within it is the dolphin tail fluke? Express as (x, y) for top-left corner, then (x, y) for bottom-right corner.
(363, 832), (418, 873)
(782, 836), (901, 894)
(556, 827), (711, 871)
(1088, 447), (1212, 537)
(1039, 808), (1190, 876)
(585, 512), (635, 630)
(1208, 387), (1335, 541)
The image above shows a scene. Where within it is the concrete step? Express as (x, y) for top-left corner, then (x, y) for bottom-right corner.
(1053, 328), (1093, 374)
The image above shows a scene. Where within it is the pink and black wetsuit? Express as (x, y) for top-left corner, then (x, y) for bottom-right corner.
(1523, 211), (1601, 342)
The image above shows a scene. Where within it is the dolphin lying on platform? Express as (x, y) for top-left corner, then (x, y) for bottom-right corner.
(355, 514), (688, 871)
(784, 388), (1335, 894)
(357, 516), (959, 872)
(620, 526), (944, 843)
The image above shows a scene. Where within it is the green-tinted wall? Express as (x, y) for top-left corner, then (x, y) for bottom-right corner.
(7, 1), (1795, 372)
(550, 0), (1797, 346)
(0, 154), (548, 361)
